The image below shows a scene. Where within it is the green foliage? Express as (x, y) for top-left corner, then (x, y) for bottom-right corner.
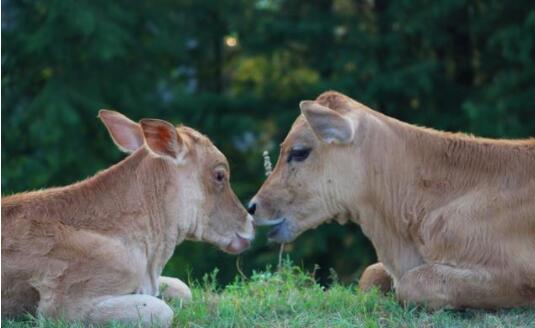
(3, 264), (535, 327)
(2, 0), (535, 284)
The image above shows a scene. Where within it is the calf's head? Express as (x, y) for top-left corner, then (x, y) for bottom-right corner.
(99, 110), (254, 254)
(249, 94), (363, 243)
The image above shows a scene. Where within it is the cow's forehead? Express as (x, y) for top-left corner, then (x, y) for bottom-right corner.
(281, 115), (317, 149)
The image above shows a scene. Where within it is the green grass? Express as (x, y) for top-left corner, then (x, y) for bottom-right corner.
(3, 263), (534, 328)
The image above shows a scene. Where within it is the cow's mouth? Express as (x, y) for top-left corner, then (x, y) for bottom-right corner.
(267, 219), (295, 243)
(253, 217), (285, 227)
(253, 217), (293, 243)
(267, 219), (286, 239)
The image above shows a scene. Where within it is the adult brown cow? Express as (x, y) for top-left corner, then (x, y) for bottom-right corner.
(249, 91), (535, 310)
(2, 110), (254, 326)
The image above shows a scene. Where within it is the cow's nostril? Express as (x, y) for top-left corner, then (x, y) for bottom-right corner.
(247, 203), (256, 215)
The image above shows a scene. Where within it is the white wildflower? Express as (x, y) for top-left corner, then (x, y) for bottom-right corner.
(263, 150), (273, 176)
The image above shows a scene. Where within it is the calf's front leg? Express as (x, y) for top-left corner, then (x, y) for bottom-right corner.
(396, 264), (526, 310)
(159, 276), (192, 303)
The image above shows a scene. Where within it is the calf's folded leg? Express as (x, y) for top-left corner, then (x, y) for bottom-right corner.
(159, 276), (192, 302)
(396, 264), (532, 310)
(86, 294), (174, 327)
(359, 262), (393, 294)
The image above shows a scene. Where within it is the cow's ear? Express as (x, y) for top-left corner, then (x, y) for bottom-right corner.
(99, 110), (144, 153)
(300, 101), (354, 144)
(139, 118), (187, 164)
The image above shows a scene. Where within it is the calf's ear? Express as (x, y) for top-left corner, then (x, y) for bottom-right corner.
(99, 110), (144, 153)
(140, 119), (187, 164)
(300, 101), (354, 144)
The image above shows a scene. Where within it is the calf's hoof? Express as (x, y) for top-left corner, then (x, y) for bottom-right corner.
(159, 276), (193, 303)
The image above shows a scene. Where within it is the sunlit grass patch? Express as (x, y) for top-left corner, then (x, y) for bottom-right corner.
(2, 262), (534, 327)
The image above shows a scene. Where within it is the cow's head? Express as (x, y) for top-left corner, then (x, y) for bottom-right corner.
(249, 92), (365, 243)
(99, 110), (254, 254)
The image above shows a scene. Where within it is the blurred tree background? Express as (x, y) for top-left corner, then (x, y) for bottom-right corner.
(2, 0), (534, 285)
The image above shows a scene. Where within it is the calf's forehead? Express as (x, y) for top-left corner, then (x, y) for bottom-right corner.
(204, 145), (229, 167)
(175, 125), (229, 168)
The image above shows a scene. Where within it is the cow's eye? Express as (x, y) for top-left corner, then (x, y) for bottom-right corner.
(287, 147), (312, 163)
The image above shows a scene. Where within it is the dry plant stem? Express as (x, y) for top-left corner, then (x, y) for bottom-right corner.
(236, 256), (247, 280)
(263, 150), (285, 270)
(278, 243), (285, 271)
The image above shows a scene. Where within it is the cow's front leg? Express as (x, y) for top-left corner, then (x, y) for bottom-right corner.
(159, 276), (192, 303)
(395, 264), (519, 310)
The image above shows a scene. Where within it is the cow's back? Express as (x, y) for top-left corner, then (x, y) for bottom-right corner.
(411, 135), (535, 297)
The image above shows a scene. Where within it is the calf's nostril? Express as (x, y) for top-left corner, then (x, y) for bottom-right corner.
(247, 203), (256, 215)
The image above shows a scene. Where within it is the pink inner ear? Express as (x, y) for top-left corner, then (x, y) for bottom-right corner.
(112, 123), (143, 151)
(99, 111), (143, 153)
(151, 125), (178, 158)
(140, 119), (180, 159)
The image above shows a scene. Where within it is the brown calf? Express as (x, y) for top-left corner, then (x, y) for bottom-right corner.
(2, 110), (254, 326)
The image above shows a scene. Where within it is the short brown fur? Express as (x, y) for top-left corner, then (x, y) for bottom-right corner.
(252, 91), (535, 309)
(2, 112), (254, 326)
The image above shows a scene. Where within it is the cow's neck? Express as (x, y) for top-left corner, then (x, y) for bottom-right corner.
(346, 112), (439, 280)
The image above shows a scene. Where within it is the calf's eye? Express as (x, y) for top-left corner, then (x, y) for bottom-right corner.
(287, 147), (312, 163)
(214, 170), (226, 183)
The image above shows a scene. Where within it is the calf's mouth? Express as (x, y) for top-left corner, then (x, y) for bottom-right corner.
(224, 233), (252, 254)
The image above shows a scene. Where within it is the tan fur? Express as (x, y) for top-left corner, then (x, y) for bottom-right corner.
(251, 91), (535, 309)
(2, 114), (254, 326)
